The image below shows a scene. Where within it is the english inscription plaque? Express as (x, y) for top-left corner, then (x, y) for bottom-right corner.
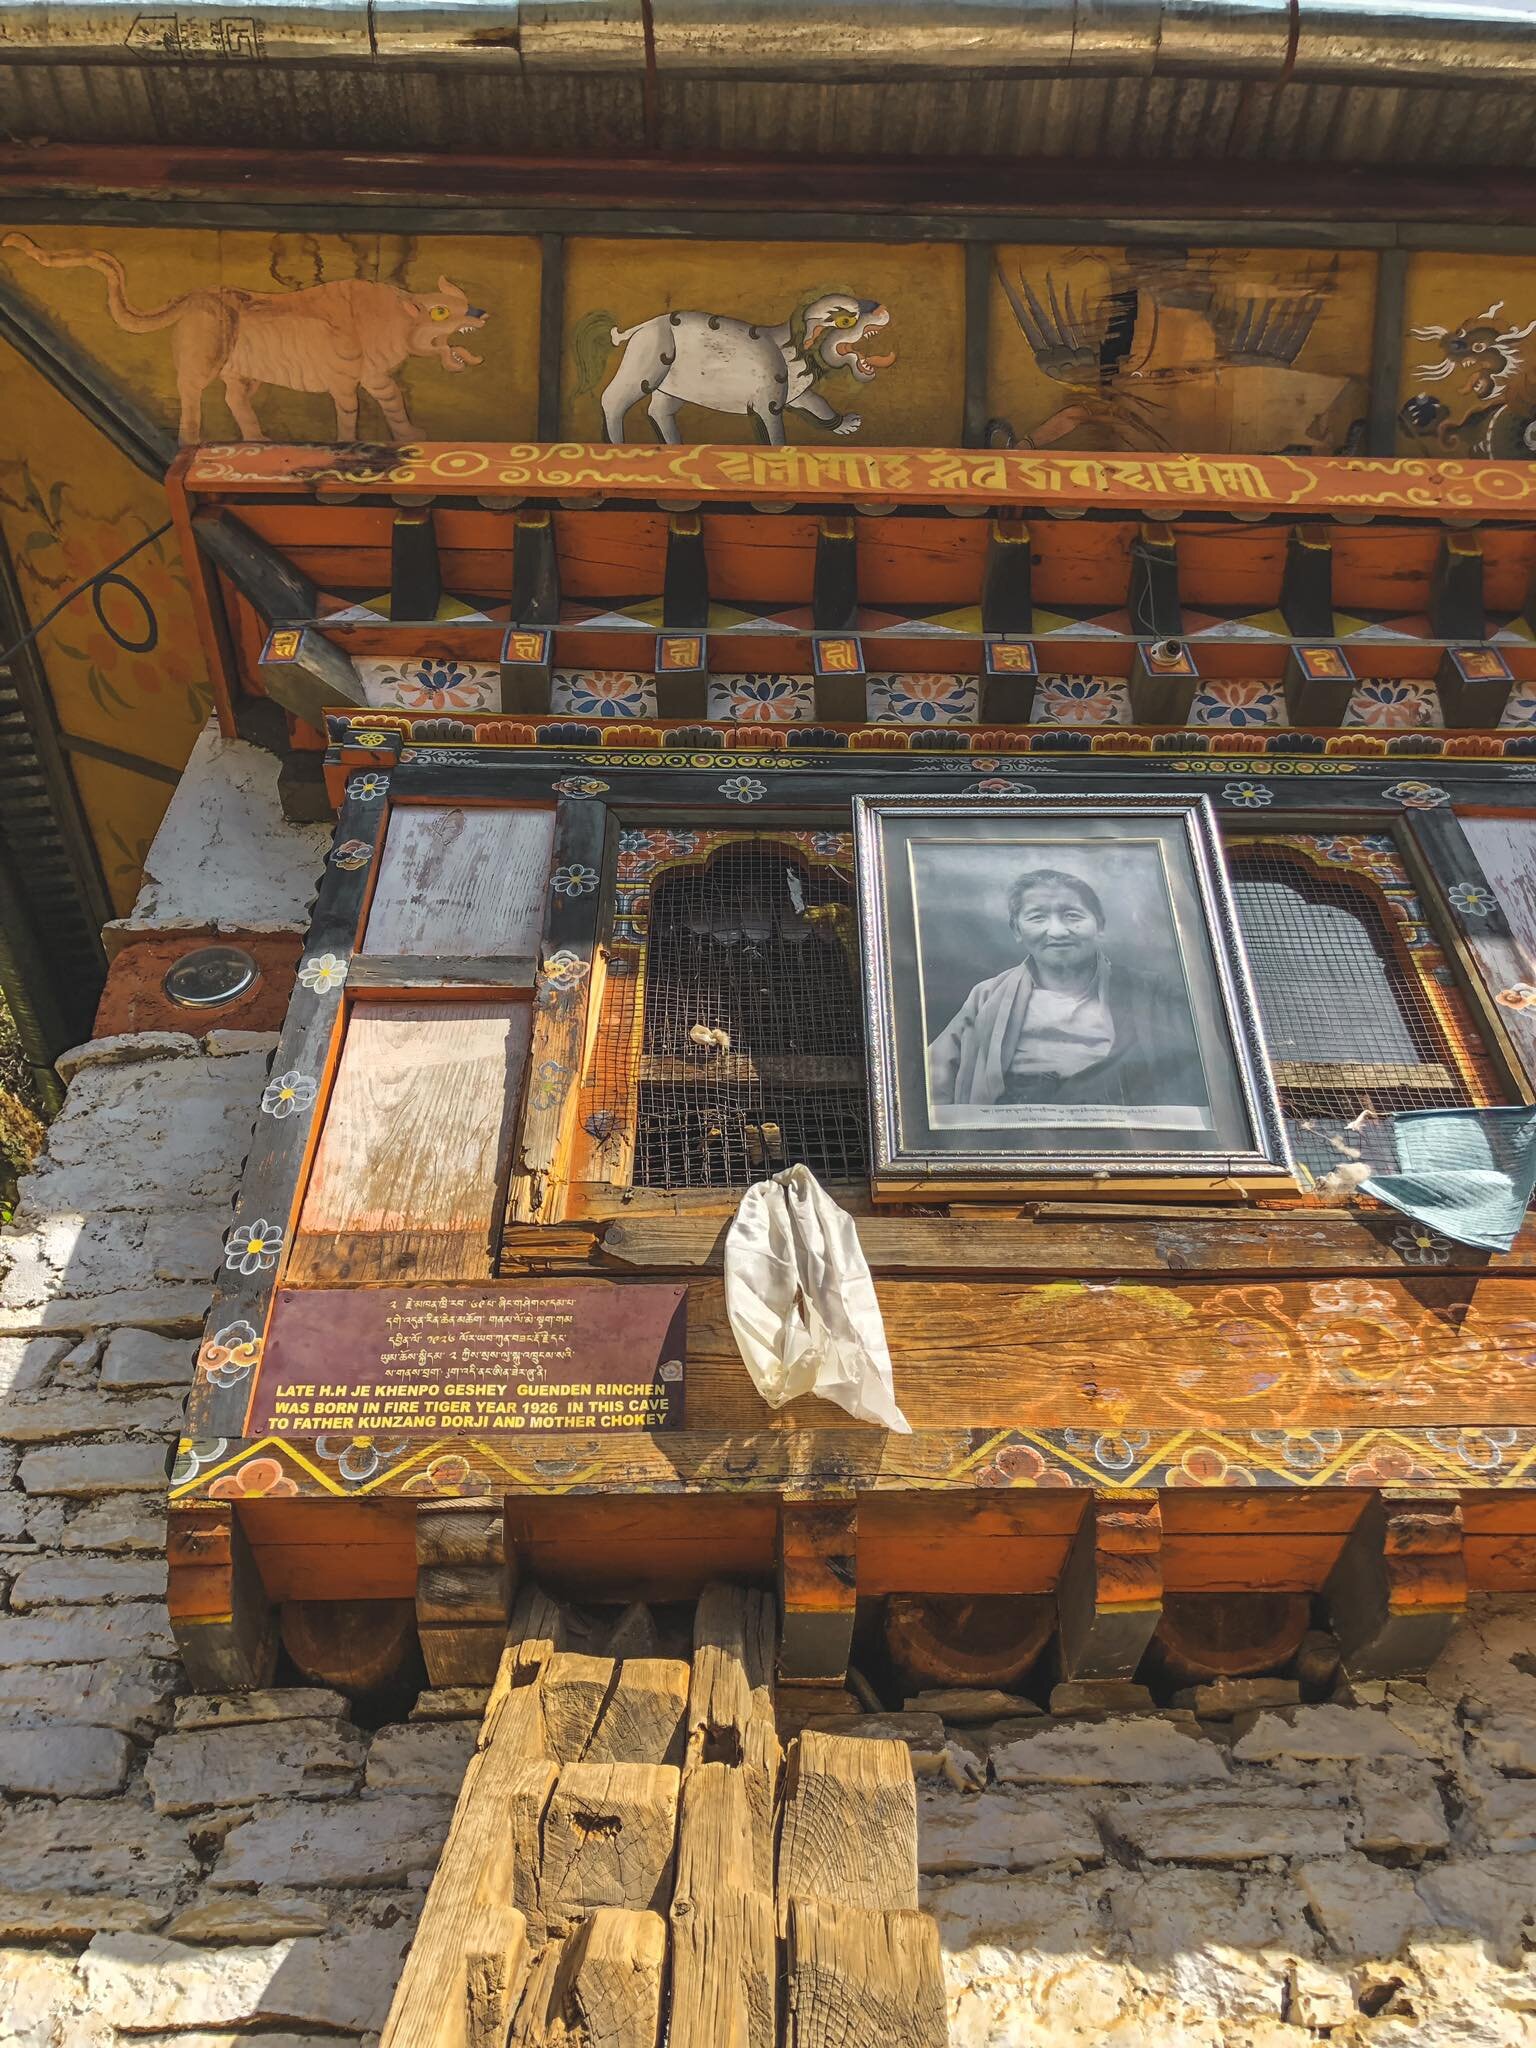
(249, 1284), (687, 1436)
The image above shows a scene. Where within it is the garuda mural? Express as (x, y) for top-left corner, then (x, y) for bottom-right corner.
(1399, 301), (1536, 458)
(989, 252), (1367, 455)
(3, 234), (488, 444)
(573, 290), (896, 443)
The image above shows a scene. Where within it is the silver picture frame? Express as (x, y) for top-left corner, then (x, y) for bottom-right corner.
(853, 792), (1293, 1196)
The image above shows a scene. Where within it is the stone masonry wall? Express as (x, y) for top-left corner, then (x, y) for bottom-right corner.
(1, 725), (1535, 2044)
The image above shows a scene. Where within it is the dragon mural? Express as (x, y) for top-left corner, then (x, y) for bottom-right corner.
(1399, 301), (1536, 458)
(989, 252), (1367, 455)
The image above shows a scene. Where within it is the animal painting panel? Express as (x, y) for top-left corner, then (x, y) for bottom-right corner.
(4, 233), (492, 444)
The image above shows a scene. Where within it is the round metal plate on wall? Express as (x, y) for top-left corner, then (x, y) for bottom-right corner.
(162, 946), (261, 1011)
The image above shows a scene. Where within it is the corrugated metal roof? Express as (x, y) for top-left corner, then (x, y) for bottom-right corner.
(3, 65), (1536, 170)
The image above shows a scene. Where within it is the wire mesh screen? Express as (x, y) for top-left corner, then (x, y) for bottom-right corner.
(633, 836), (867, 1191)
(1226, 833), (1504, 1184)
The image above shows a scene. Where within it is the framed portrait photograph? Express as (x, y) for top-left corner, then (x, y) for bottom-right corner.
(853, 793), (1293, 1196)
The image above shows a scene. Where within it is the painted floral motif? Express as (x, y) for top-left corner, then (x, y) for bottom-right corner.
(198, 1321), (260, 1387)
(1192, 682), (1283, 728)
(551, 776), (610, 797)
(974, 1439), (1077, 1488)
(298, 953), (348, 994)
(965, 778), (1035, 795)
(260, 1070), (317, 1120)
(1342, 1440), (1435, 1486)
(346, 728), (393, 748)
(402, 1453), (492, 1497)
(1384, 780), (1451, 811)
(1448, 881), (1497, 918)
(529, 1059), (575, 1112)
(719, 776), (767, 803)
(345, 772), (389, 801)
(314, 1435), (406, 1484)
(812, 831), (852, 858)
(541, 948), (590, 989)
(551, 863), (599, 898)
(208, 1455), (298, 1500)
(871, 674), (979, 725)
(1427, 1425), (1519, 1471)
(1498, 983), (1536, 1011)
(391, 659), (495, 712)
(1250, 1427), (1344, 1473)
(1222, 781), (1272, 808)
(552, 672), (654, 719)
(224, 1218), (284, 1275)
(1165, 1443), (1257, 1487)
(330, 838), (373, 870)
(708, 675), (812, 724)
(1347, 680), (1436, 729)
(169, 1437), (229, 1486)
(1390, 1224), (1454, 1266)
(1501, 687), (1536, 729)
(1060, 1428), (1153, 1474)
(1035, 675), (1127, 726)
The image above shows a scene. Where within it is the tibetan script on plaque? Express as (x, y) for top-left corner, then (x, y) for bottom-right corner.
(250, 1284), (687, 1436)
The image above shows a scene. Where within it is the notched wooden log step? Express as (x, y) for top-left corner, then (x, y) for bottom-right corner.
(783, 1898), (948, 2048)
(669, 1761), (776, 2048)
(540, 1761), (680, 1933)
(776, 1729), (918, 1935)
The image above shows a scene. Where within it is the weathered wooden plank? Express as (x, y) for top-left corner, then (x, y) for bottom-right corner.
(783, 1899), (948, 2048)
(364, 805), (556, 958)
(379, 1668), (547, 2048)
(595, 1209), (1536, 1276)
(293, 1001), (530, 1283)
(776, 1730), (917, 1935)
(686, 1582), (780, 1894)
(464, 1902), (529, 2048)
(669, 1762), (775, 2048)
(417, 1503), (513, 1688)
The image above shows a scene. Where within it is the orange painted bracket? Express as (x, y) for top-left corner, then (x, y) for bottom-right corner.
(1057, 1491), (1165, 1682)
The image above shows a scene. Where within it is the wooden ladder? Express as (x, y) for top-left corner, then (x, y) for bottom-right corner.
(380, 1580), (949, 2047)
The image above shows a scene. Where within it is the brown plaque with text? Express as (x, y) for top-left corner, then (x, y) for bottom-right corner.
(250, 1285), (687, 1436)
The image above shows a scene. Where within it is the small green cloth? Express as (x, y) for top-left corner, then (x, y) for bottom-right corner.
(1361, 1106), (1536, 1253)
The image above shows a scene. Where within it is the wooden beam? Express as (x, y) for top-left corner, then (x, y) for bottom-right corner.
(664, 513), (709, 629)
(1056, 1492), (1164, 1682)
(1437, 643), (1514, 728)
(258, 623), (367, 730)
(391, 510), (443, 623)
(192, 505), (318, 622)
(778, 1496), (858, 1686)
(380, 1623), (550, 2047)
(1148, 1592), (1311, 1685)
(811, 519), (864, 722)
(1430, 529), (1485, 642)
(417, 1502), (514, 1687)
(669, 1762), (776, 2048)
(1127, 523), (1197, 723)
(1284, 642), (1356, 727)
(1325, 1492), (1467, 1679)
(980, 518), (1036, 722)
(502, 510), (560, 714)
(167, 1502), (278, 1692)
(885, 1592), (1054, 1692)
(280, 1598), (418, 1696)
(1280, 525), (1335, 638)
(782, 1898), (947, 2048)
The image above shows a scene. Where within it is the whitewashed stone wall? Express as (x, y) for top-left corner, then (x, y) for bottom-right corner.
(2, 724), (1536, 2043)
